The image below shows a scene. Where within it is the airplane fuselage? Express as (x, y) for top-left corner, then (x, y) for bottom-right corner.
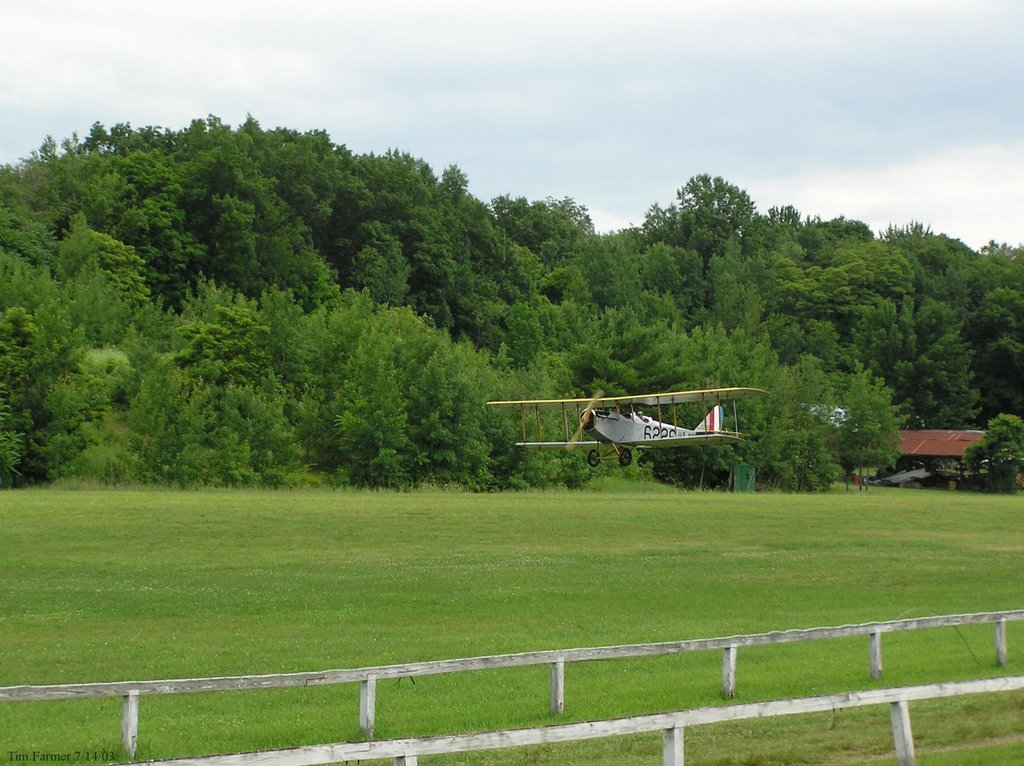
(587, 408), (737, 447)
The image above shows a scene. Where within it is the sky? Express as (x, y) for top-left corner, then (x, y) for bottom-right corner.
(2, 0), (1022, 249)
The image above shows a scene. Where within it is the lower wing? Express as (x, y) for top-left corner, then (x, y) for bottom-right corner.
(515, 433), (743, 449)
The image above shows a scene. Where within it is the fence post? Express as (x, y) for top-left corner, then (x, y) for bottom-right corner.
(662, 725), (684, 766)
(889, 699), (916, 766)
(995, 618), (1008, 667)
(393, 756), (418, 765)
(722, 644), (737, 699)
(549, 658), (565, 715)
(121, 690), (139, 758)
(360, 675), (377, 739)
(870, 630), (883, 680)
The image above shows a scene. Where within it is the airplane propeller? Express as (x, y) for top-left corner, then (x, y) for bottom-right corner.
(568, 390), (604, 448)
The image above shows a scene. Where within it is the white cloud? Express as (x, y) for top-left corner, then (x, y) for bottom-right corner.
(1, 1), (1021, 248)
(744, 141), (1024, 248)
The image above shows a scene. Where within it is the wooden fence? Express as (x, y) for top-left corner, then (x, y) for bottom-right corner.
(112, 676), (1024, 766)
(2, 610), (1020, 759)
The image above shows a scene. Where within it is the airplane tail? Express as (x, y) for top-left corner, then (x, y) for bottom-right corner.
(694, 405), (725, 433)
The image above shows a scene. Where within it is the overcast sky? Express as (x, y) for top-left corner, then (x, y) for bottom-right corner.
(2, 0), (1021, 249)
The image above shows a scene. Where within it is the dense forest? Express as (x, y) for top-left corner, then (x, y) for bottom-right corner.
(1, 116), (1022, 490)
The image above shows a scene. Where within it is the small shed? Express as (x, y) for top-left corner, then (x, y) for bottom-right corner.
(733, 462), (756, 493)
(899, 430), (984, 459)
(878, 430), (985, 487)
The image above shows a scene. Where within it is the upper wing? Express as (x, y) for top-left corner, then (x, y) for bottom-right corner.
(608, 386), (768, 407)
(487, 396), (606, 410)
(487, 386), (767, 410)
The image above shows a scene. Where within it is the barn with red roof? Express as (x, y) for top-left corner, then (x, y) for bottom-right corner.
(876, 430), (985, 487)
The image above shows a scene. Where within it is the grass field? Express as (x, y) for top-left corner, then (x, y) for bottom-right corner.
(1, 484), (1022, 764)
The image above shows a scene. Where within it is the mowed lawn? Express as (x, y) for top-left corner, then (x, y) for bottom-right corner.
(1, 485), (1022, 764)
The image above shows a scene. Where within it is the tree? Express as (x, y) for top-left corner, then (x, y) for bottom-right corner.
(129, 355), (299, 487)
(797, 216), (874, 265)
(87, 148), (204, 307)
(640, 243), (684, 297)
(332, 304), (500, 489)
(128, 360), (216, 486)
(901, 299), (979, 427)
(967, 287), (1024, 422)
(852, 297), (915, 403)
(677, 174), (758, 263)
(332, 308), (419, 488)
(564, 307), (677, 396)
(503, 301), (543, 369)
(578, 234), (642, 309)
(749, 356), (839, 492)
(0, 391), (22, 486)
(854, 297), (978, 428)
(491, 195), (593, 268)
(0, 303), (87, 482)
(4, 116), (1023, 489)
(176, 304), (272, 386)
(0, 200), (57, 267)
(289, 291), (377, 474)
(964, 414), (1024, 492)
(883, 224), (976, 311)
(831, 368), (902, 488)
(344, 151), (461, 331)
(707, 242), (768, 334)
(57, 212), (150, 324)
(405, 338), (496, 489)
(349, 221), (410, 306)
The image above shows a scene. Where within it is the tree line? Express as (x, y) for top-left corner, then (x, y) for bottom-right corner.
(1, 116), (1021, 490)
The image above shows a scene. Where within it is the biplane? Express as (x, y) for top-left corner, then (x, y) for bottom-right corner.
(488, 387), (767, 467)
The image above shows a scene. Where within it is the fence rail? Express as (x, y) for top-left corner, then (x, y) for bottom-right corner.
(133, 675), (1024, 766)
(2, 610), (1020, 758)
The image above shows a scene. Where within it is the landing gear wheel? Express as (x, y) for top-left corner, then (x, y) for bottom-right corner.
(587, 449), (601, 468)
(618, 448), (633, 467)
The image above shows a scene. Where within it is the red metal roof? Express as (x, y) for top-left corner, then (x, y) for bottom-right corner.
(899, 430), (984, 458)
